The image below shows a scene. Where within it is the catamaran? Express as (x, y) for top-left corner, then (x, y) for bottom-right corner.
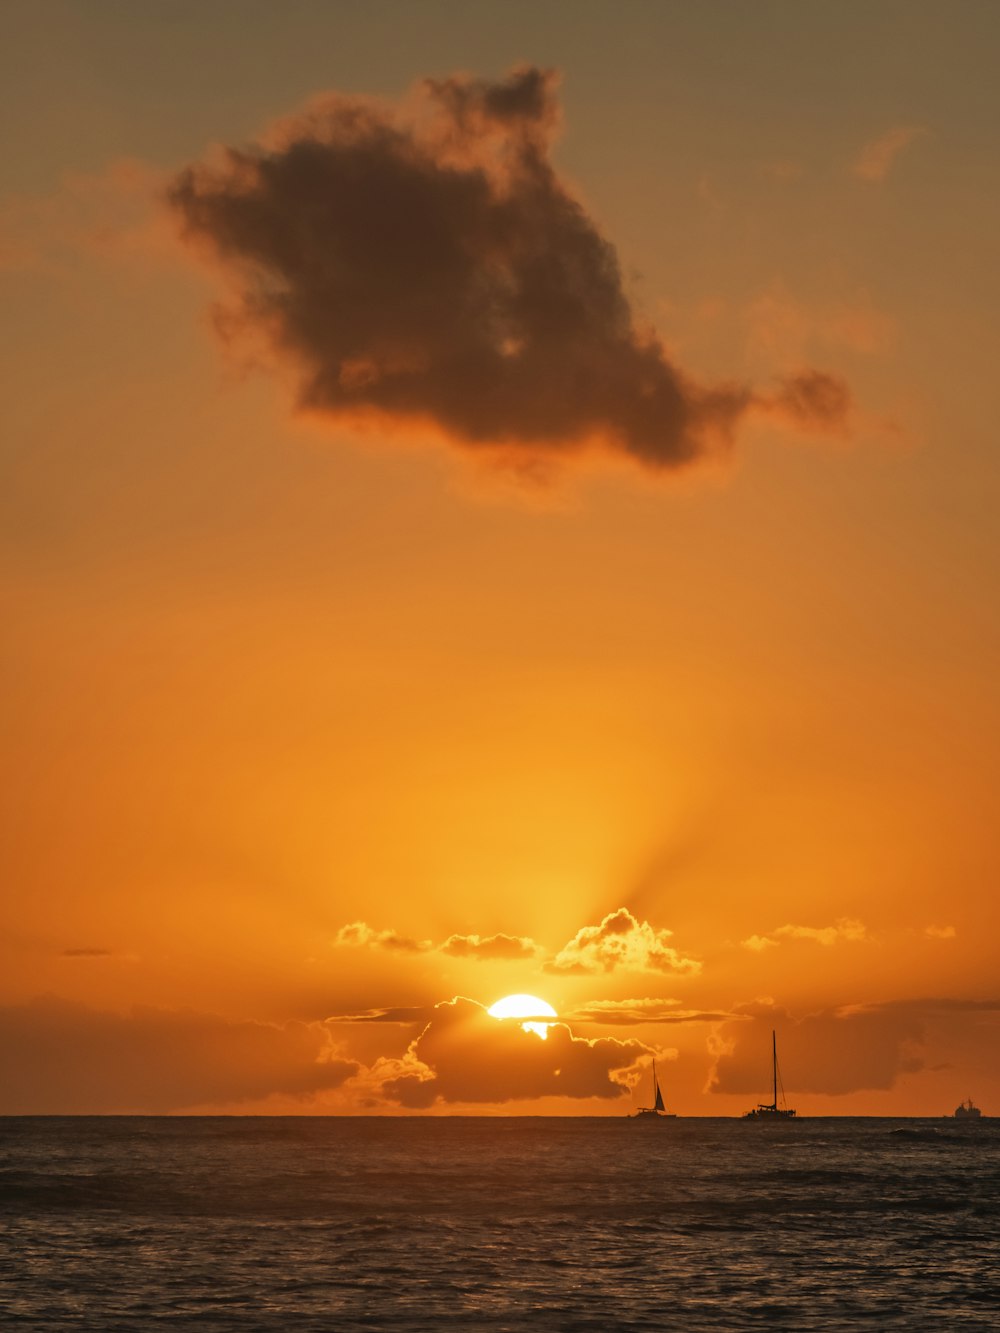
(632, 1059), (676, 1118)
(743, 1029), (796, 1119)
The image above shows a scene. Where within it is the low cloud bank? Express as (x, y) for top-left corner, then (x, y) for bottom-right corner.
(708, 998), (1000, 1098)
(570, 998), (729, 1025)
(0, 997), (357, 1113)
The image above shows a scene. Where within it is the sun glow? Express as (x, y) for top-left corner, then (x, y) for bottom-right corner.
(488, 993), (558, 1040)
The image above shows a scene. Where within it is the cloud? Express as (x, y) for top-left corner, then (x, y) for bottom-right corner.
(379, 996), (649, 1107)
(708, 1001), (923, 1096)
(924, 924), (957, 940)
(169, 65), (851, 472)
(335, 922), (432, 952)
(439, 932), (539, 960)
(335, 922), (538, 961)
(878, 997), (1000, 1015)
(709, 997), (1000, 1098)
(776, 918), (868, 945)
(60, 947), (115, 958)
(741, 917), (868, 950)
(326, 1006), (436, 1025)
(0, 997), (358, 1114)
(337, 913), (695, 976)
(853, 125), (926, 182)
(741, 935), (776, 953)
(569, 998), (730, 1026)
(545, 908), (700, 976)
(751, 370), (852, 435)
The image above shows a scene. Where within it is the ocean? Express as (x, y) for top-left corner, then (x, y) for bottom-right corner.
(1, 1116), (997, 1330)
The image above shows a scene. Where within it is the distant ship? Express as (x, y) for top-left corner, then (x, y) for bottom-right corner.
(954, 1098), (982, 1120)
(632, 1059), (676, 1119)
(743, 1029), (797, 1120)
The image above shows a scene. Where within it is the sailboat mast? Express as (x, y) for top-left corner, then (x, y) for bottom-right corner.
(772, 1030), (777, 1109)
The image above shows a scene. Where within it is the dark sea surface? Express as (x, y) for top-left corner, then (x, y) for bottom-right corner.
(1, 1116), (998, 1330)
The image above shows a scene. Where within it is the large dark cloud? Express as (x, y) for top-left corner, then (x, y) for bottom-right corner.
(381, 996), (650, 1107)
(169, 66), (850, 470)
(706, 998), (1000, 1098)
(0, 997), (357, 1113)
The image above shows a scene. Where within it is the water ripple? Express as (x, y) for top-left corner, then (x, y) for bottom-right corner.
(1, 1117), (998, 1330)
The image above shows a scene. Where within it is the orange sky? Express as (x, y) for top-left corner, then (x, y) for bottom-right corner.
(2, 1), (999, 1115)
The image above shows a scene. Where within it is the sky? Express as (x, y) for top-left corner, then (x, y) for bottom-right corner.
(2, 0), (999, 1115)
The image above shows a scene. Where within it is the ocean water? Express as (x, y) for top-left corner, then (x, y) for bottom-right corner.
(1, 1117), (998, 1330)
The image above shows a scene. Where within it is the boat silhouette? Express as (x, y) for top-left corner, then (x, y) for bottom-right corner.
(743, 1029), (797, 1120)
(632, 1059), (676, 1118)
(954, 1098), (982, 1120)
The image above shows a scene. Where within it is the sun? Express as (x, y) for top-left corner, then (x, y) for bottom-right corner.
(488, 993), (558, 1040)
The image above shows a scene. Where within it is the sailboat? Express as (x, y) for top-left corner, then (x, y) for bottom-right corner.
(632, 1059), (676, 1119)
(743, 1029), (796, 1120)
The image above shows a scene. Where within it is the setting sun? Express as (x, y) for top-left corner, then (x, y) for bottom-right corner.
(488, 994), (558, 1040)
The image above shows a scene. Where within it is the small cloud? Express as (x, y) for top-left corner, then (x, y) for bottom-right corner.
(853, 125), (926, 182)
(777, 918), (868, 946)
(879, 997), (1000, 1015)
(924, 925), (957, 940)
(740, 935), (777, 953)
(335, 923), (538, 961)
(569, 998), (729, 1026)
(753, 369), (852, 436)
(544, 908), (700, 977)
(742, 918), (868, 950)
(326, 1006), (435, 1025)
(335, 922), (432, 953)
(439, 932), (539, 960)
(60, 947), (115, 959)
